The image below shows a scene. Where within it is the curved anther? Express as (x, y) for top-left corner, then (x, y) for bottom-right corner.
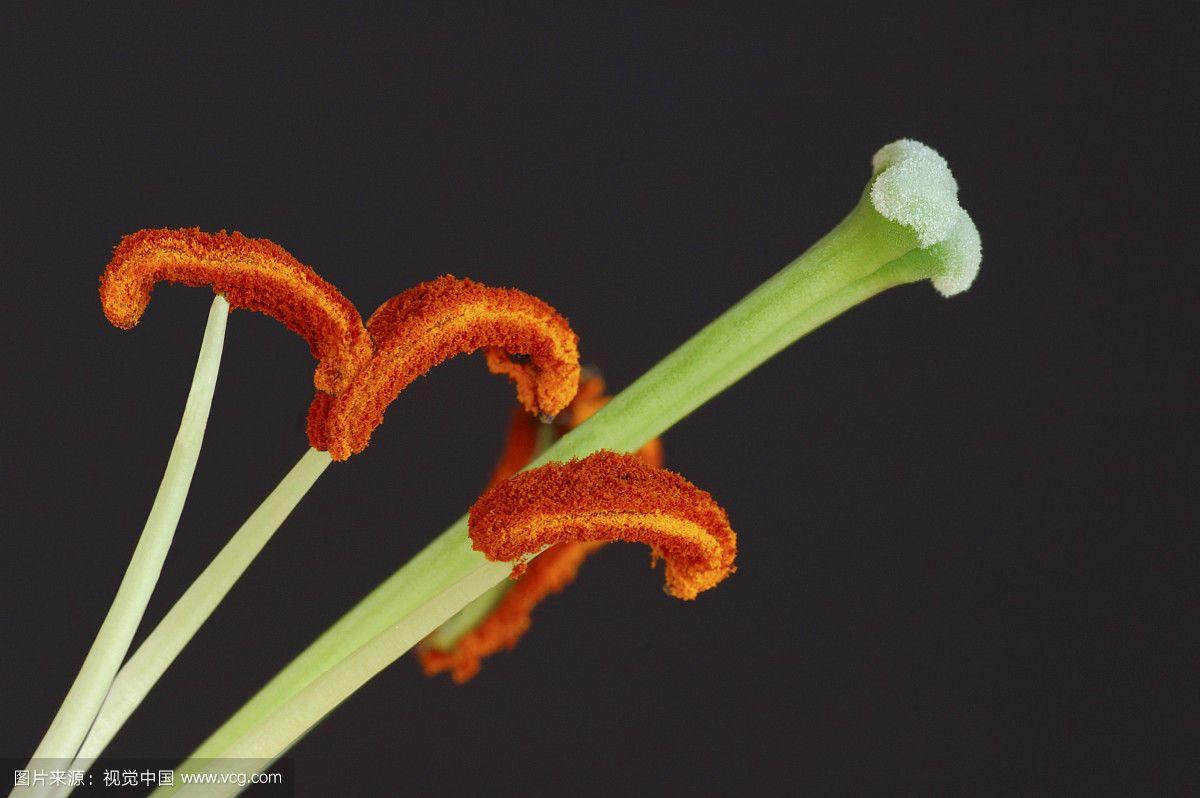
(470, 450), (736, 601)
(307, 275), (580, 460)
(99, 228), (371, 394)
(420, 375), (666, 682)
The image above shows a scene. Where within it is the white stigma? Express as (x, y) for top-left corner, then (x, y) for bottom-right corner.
(870, 138), (982, 296)
(870, 139), (963, 249)
(928, 212), (982, 297)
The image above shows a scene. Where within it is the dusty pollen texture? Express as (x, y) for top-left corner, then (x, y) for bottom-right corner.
(306, 275), (580, 460)
(99, 229), (580, 461)
(468, 450), (736, 601)
(99, 228), (372, 395)
(420, 375), (664, 682)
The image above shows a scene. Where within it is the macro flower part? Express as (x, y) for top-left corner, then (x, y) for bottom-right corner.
(306, 275), (581, 460)
(867, 138), (982, 296)
(905, 210), (982, 298)
(469, 450), (737, 600)
(63, 138), (983, 781)
(421, 373), (662, 682)
(76, 253), (581, 765)
(426, 442), (730, 684)
(99, 228), (371, 395)
(100, 231), (580, 460)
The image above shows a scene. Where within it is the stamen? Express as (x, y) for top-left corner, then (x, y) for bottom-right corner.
(99, 228), (371, 395)
(469, 451), (736, 601)
(307, 275), (580, 460)
(419, 375), (667, 682)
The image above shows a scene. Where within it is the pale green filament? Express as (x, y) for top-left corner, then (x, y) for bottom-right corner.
(69, 447), (331, 768)
(21, 295), (228, 777)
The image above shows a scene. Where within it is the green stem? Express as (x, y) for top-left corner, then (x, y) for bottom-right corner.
(21, 295), (228, 774)
(533, 202), (915, 459)
(68, 447), (331, 768)
(164, 195), (933, 784)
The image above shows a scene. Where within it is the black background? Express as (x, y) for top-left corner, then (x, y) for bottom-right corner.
(2, 5), (1192, 795)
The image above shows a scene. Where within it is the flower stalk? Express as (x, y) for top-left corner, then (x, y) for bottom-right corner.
(163, 139), (981, 790)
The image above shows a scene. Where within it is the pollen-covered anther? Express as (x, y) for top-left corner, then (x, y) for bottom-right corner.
(420, 377), (668, 681)
(307, 275), (580, 460)
(469, 451), (736, 601)
(99, 228), (371, 394)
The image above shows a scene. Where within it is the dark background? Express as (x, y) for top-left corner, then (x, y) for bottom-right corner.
(2, 5), (1192, 795)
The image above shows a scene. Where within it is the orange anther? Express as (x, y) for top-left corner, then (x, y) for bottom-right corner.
(307, 276), (580, 460)
(99, 228), (371, 395)
(470, 451), (736, 601)
(420, 376), (669, 682)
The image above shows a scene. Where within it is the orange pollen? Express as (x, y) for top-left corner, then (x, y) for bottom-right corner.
(420, 376), (669, 682)
(469, 451), (736, 601)
(99, 228), (371, 395)
(307, 275), (580, 460)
